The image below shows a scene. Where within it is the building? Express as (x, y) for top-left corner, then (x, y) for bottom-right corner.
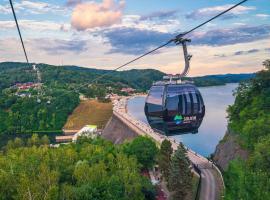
(55, 125), (98, 143)
(55, 135), (74, 143)
(62, 129), (80, 136)
(121, 87), (136, 93)
(15, 82), (42, 90)
(72, 125), (98, 142)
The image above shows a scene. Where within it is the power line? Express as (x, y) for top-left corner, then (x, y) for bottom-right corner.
(9, 0), (30, 65)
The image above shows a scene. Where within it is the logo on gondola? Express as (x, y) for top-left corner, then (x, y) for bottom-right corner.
(174, 114), (183, 125)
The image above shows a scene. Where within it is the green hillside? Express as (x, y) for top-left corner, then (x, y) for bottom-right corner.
(0, 61), (254, 147)
(224, 60), (270, 199)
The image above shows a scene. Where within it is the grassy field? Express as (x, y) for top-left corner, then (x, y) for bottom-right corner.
(64, 99), (113, 130)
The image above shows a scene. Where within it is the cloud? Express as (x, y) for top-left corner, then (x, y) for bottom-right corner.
(71, 0), (125, 30)
(66, 0), (82, 7)
(102, 27), (174, 55)
(35, 39), (88, 54)
(13, 0), (66, 14)
(0, 0), (67, 15)
(118, 15), (181, 33)
(255, 14), (270, 19)
(102, 24), (270, 55)
(0, 20), (70, 32)
(215, 48), (270, 57)
(186, 4), (255, 20)
(0, 4), (10, 14)
(140, 10), (178, 21)
(191, 25), (270, 46)
(234, 49), (260, 56)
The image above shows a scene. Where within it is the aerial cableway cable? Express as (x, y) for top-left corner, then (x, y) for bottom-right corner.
(90, 0), (249, 84)
(9, 0), (30, 66)
(9, 0), (249, 96)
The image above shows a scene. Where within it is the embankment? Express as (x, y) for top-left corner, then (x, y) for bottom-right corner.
(101, 113), (138, 144)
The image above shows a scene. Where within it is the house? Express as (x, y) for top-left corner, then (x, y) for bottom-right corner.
(121, 87), (135, 93)
(72, 125), (98, 142)
(55, 135), (74, 143)
(62, 129), (80, 136)
(15, 82), (42, 90)
(56, 125), (98, 143)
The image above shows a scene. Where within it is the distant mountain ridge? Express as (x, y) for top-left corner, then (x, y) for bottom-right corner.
(0, 62), (255, 90)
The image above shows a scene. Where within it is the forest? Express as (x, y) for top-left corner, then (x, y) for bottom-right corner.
(0, 135), (192, 200)
(0, 62), (165, 146)
(0, 136), (156, 200)
(0, 62), (253, 91)
(0, 61), (254, 148)
(224, 60), (270, 199)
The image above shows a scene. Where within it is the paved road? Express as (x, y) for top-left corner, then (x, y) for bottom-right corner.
(113, 98), (224, 200)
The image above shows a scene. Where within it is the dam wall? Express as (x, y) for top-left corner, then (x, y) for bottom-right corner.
(102, 113), (138, 144)
(102, 97), (224, 200)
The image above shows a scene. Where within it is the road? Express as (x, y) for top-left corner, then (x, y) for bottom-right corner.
(113, 97), (224, 200)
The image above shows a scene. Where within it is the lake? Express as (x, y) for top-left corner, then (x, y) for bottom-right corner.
(127, 83), (238, 156)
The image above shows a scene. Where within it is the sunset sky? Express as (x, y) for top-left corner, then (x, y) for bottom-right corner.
(0, 0), (269, 76)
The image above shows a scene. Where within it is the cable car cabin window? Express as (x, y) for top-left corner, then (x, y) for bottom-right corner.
(192, 92), (199, 114)
(196, 93), (204, 113)
(166, 85), (181, 116)
(185, 92), (192, 115)
(189, 92), (194, 114)
(179, 94), (184, 114)
(196, 93), (201, 113)
(166, 95), (179, 112)
(146, 86), (165, 114)
(147, 86), (164, 105)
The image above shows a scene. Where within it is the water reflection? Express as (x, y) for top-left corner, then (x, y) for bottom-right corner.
(127, 83), (238, 156)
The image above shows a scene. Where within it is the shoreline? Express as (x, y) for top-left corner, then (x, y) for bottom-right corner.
(112, 96), (225, 199)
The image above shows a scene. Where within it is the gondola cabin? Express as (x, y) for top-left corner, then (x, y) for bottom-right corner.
(144, 82), (205, 135)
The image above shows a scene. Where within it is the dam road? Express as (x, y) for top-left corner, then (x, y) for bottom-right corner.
(112, 97), (224, 200)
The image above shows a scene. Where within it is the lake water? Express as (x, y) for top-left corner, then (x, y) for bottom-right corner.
(127, 83), (238, 156)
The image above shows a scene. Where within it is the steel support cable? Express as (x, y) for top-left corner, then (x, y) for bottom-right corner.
(175, 0), (249, 39)
(91, 40), (173, 83)
(14, 0), (248, 99)
(89, 0), (249, 84)
(9, 0), (30, 66)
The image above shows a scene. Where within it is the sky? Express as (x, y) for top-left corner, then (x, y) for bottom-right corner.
(0, 0), (269, 76)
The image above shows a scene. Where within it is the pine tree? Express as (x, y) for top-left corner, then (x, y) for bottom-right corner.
(168, 144), (192, 200)
(158, 139), (173, 181)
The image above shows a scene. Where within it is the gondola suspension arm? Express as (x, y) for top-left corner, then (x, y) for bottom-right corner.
(175, 38), (192, 78)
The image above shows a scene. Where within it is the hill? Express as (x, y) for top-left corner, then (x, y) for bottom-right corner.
(0, 62), (254, 90)
(189, 73), (255, 87)
(0, 62), (165, 92)
(0, 61), (255, 147)
(213, 60), (270, 199)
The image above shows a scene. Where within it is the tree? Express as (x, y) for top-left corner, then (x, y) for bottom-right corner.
(168, 144), (192, 200)
(27, 134), (40, 146)
(40, 135), (50, 146)
(158, 139), (173, 181)
(123, 136), (158, 169)
(223, 59), (270, 199)
(262, 59), (270, 70)
(0, 137), (151, 200)
(13, 137), (24, 148)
